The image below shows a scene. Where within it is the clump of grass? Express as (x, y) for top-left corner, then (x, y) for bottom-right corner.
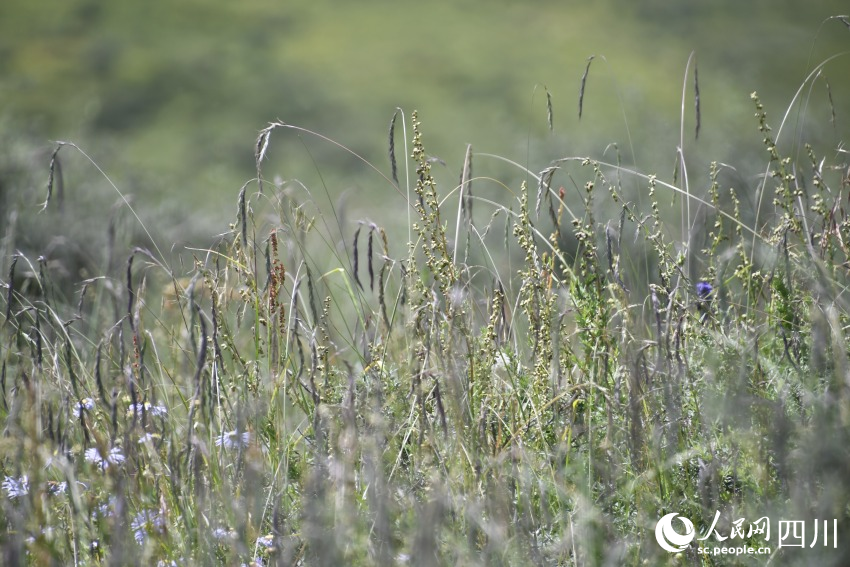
(2, 47), (850, 567)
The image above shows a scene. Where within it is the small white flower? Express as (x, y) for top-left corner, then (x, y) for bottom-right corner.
(85, 447), (125, 470)
(211, 527), (235, 540)
(215, 430), (251, 450)
(47, 481), (67, 495)
(138, 433), (157, 444)
(2, 475), (29, 499)
(127, 402), (168, 418)
(131, 509), (164, 545)
(492, 351), (519, 373)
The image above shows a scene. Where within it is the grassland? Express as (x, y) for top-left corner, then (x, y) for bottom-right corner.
(2, 5), (850, 566)
(3, 64), (850, 566)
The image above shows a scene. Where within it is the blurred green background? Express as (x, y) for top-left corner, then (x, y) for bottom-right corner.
(1, 0), (848, 248)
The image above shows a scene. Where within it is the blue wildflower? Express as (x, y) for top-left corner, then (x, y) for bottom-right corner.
(73, 398), (95, 417)
(131, 509), (164, 545)
(2, 475), (29, 499)
(84, 447), (126, 471)
(696, 281), (713, 299)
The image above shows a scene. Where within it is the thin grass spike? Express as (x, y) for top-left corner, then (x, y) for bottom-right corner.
(256, 125), (272, 194)
(305, 265), (318, 324)
(0, 362), (5, 411)
(353, 226), (363, 290)
(379, 261), (390, 328)
(824, 76), (837, 127)
(96, 342), (107, 405)
(461, 144), (473, 223)
(41, 145), (62, 212)
(126, 253), (135, 332)
(238, 183), (249, 249)
(579, 56), (595, 119)
(367, 225), (375, 292)
(4, 254), (18, 327)
(694, 57), (701, 140)
(388, 110), (399, 186)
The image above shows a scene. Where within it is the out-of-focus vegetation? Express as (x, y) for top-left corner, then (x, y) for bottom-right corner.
(1, 0), (848, 237)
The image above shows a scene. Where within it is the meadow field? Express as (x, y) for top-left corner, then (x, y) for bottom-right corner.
(2, 3), (850, 566)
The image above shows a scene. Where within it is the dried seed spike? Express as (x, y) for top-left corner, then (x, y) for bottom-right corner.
(694, 57), (701, 140)
(460, 144), (473, 223)
(294, 332), (305, 382)
(673, 149), (680, 185)
(400, 261), (408, 306)
(47, 404), (55, 444)
(367, 225), (375, 292)
(211, 289), (224, 368)
(537, 166), (556, 220)
(378, 261), (390, 328)
(618, 206), (626, 250)
(606, 222), (628, 293)
(379, 227), (389, 256)
(237, 182), (249, 248)
(256, 125), (272, 194)
(263, 238), (272, 293)
(434, 378), (448, 438)
(126, 253), (135, 332)
(353, 225), (363, 290)
(79, 400), (90, 445)
(256, 126), (272, 163)
(77, 281), (90, 317)
(41, 145), (63, 212)
(0, 362), (6, 411)
(111, 388), (119, 435)
(651, 286), (663, 348)
(305, 265), (318, 324)
(35, 310), (42, 368)
(388, 109), (399, 186)
(548, 199), (559, 234)
(579, 55), (595, 119)
(823, 76), (837, 127)
(4, 254), (18, 327)
(191, 301), (208, 408)
(545, 86), (554, 132)
(66, 337), (79, 398)
(96, 342), (107, 405)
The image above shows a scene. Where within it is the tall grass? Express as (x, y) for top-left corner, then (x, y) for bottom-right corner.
(1, 59), (850, 567)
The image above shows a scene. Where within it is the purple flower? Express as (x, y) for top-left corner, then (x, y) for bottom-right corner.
(696, 281), (713, 300)
(73, 398), (95, 417)
(131, 509), (165, 545)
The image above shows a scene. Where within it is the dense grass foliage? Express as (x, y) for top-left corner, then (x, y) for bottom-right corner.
(3, 73), (850, 565)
